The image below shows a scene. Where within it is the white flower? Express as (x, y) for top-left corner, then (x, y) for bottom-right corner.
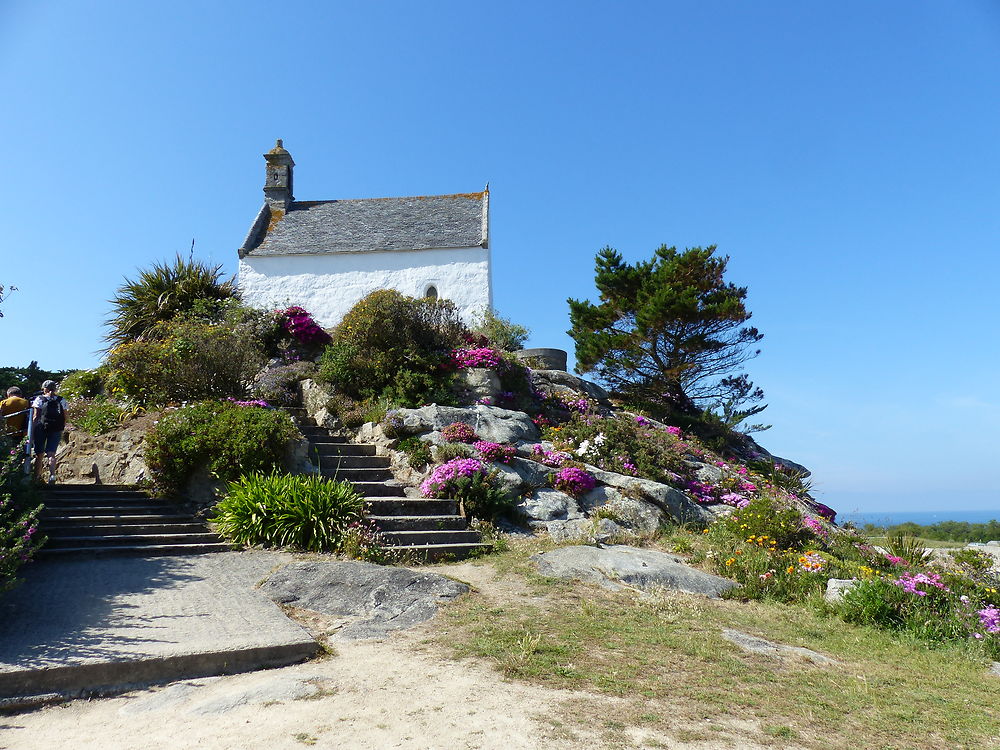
(593, 433), (605, 446)
(575, 439), (591, 457)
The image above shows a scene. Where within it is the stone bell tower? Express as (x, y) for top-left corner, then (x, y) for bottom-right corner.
(263, 139), (295, 211)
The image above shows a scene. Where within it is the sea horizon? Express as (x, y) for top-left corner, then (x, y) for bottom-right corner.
(838, 509), (1000, 528)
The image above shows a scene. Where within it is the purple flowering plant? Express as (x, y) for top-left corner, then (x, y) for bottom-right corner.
(440, 422), (478, 443)
(551, 466), (596, 497)
(279, 306), (332, 346)
(474, 441), (517, 464)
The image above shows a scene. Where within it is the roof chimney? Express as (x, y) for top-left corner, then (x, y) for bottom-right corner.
(263, 139), (294, 211)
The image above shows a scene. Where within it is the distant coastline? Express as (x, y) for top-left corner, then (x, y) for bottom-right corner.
(839, 509), (1000, 528)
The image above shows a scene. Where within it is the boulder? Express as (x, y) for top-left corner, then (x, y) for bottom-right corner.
(579, 485), (666, 533)
(54, 415), (155, 485)
(584, 467), (713, 525)
(691, 462), (724, 485)
(298, 379), (340, 430)
(539, 518), (625, 543)
(259, 560), (468, 641)
(529, 370), (611, 404)
(452, 368), (502, 405)
(485, 462), (523, 497)
(532, 544), (738, 598)
(721, 629), (838, 665)
(824, 578), (859, 605)
(509, 457), (552, 488)
(517, 488), (580, 522)
(514, 348), (568, 371)
(395, 405), (540, 444)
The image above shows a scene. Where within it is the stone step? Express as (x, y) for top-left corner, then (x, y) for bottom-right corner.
(40, 504), (180, 516)
(385, 542), (492, 562)
(39, 543), (232, 558)
(319, 466), (393, 482)
(44, 532), (223, 549)
(44, 488), (151, 500)
(381, 529), (483, 546)
(309, 443), (377, 457)
(364, 498), (458, 516)
(38, 512), (192, 525)
(299, 426), (342, 439)
(352, 482), (407, 497)
(311, 454), (389, 469)
(369, 514), (468, 531)
(44, 522), (211, 535)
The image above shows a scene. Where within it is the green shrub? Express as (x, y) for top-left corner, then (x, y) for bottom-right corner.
(59, 368), (106, 400)
(68, 397), (125, 435)
(433, 442), (475, 463)
(144, 401), (296, 495)
(213, 472), (363, 552)
(471, 308), (530, 351)
(251, 360), (317, 406)
(397, 436), (432, 469)
(318, 289), (465, 405)
(105, 317), (267, 406)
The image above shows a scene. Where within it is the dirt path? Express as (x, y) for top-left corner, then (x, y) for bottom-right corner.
(0, 561), (785, 750)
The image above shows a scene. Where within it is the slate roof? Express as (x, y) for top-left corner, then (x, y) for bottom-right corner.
(239, 191), (489, 258)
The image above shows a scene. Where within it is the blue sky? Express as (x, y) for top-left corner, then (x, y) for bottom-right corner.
(2, 1), (998, 515)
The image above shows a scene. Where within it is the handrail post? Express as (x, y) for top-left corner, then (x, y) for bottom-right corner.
(24, 407), (33, 476)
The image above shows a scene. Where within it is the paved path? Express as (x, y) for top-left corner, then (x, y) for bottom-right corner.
(0, 551), (320, 702)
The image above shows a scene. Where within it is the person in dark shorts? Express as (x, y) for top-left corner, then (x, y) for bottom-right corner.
(32, 380), (69, 484)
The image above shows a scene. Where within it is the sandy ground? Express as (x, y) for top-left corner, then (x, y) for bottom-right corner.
(0, 563), (792, 750)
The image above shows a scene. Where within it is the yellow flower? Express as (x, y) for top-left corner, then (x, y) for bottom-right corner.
(786, 566), (795, 574)
(725, 558), (736, 567)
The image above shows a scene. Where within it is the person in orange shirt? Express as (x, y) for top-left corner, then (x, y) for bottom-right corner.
(0, 386), (30, 444)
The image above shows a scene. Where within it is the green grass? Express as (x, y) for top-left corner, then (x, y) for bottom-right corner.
(430, 539), (1000, 750)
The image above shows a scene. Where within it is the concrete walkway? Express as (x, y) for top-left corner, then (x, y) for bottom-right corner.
(0, 551), (320, 703)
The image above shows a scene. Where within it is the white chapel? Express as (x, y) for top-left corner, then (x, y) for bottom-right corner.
(238, 140), (492, 325)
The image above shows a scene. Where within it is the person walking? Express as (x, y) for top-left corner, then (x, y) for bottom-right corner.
(32, 380), (69, 484)
(0, 386), (30, 443)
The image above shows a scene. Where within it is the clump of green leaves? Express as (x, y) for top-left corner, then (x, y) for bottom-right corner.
(67, 397), (125, 435)
(58, 367), (106, 400)
(471, 307), (530, 351)
(144, 401), (296, 496)
(318, 289), (466, 407)
(213, 472), (363, 552)
(397, 436), (433, 469)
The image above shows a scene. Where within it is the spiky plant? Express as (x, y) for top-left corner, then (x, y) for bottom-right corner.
(105, 254), (238, 349)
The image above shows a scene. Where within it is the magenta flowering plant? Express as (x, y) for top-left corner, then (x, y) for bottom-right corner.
(552, 466), (597, 497)
(419, 456), (513, 520)
(440, 422), (478, 443)
(977, 606), (1000, 634)
(420, 457), (487, 498)
(451, 347), (503, 370)
(474, 440), (517, 464)
(279, 306), (331, 346)
(893, 572), (950, 597)
(530, 444), (570, 467)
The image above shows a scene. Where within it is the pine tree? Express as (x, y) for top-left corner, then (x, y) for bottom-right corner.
(567, 245), (766, 429)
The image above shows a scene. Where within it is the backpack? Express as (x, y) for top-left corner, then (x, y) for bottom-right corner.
(39, 395), (65, 432)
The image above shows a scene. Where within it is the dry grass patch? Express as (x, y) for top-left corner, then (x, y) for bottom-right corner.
(431, 543), (1000, 750)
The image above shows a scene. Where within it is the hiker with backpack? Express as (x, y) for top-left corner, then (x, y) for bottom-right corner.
(32, 380), (69, 484)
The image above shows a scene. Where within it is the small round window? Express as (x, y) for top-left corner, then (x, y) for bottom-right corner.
(424, 285), (438, 300)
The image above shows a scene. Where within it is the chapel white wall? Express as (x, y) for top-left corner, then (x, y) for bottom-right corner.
(238, 246), (492, 327)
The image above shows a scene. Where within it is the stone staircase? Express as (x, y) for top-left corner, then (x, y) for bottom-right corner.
(288, 407), (490, 560)
(38, 485), (229, 557)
